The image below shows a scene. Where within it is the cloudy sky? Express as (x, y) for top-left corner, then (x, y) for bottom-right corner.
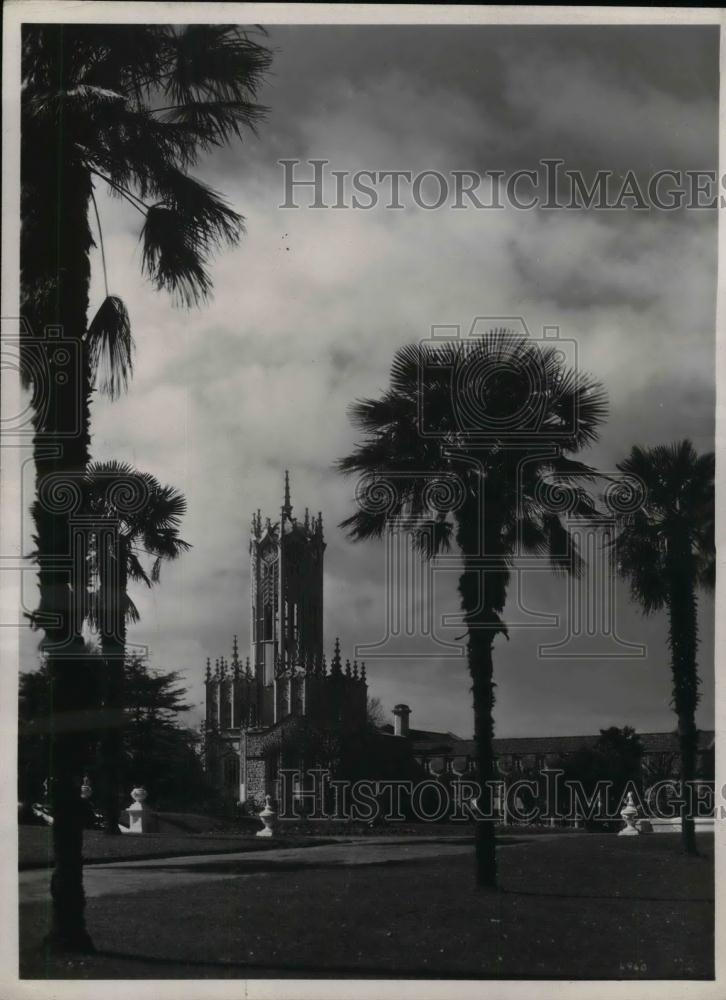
(21, 24), (719, 739)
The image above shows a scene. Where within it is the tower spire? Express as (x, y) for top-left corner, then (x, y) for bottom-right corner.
(331, 637), (342, 675)
(282, 469), (292, 517)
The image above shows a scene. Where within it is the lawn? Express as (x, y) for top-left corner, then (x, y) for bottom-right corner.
(18, 816), (495, 869)
(19, 832), (713, 980)
(18, 824), (334, 869)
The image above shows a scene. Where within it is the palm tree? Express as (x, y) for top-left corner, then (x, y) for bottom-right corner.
(84, 461), (190, 834)
(614, 440), (714, 855)
(21, 24), (270, 950)
(337, 331), (607, 886)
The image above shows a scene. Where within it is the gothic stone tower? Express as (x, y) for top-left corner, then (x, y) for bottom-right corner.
(250, 470), (325, 725)
(204, 472), (367, 807)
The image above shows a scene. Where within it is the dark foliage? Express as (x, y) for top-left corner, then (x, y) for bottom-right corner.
(19, 655), (213, 814)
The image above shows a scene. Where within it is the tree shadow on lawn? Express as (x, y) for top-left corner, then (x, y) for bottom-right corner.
(84, 843), (714, 903)
(20, 835), (714, 980)
(102, 841), (528, 879)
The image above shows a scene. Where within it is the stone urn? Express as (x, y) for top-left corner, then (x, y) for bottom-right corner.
(618, 791), (640, 836)
(256, 794), (276, 838)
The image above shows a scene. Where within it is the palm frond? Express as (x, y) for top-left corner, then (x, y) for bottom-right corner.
(346, 392), (416, 435)
(87, 458), (138, 481)
(25, 83), (126, 122)
(548, 455), (601, 481)
(614, 440), (714, 612)
(144, 530), (192, 567)
(87, 295), (134, 399)
(160, 99), (267, 149)
(126, 551), (151, 588)
(543, 513), (583, 577)
(165, 25), (272, 106)
(141, 204), (213, 305)
(149, 170), (242, 253)
(542, 362), (609, 450)
(125, 593), (141, 624)
(340, 508), (392, 543)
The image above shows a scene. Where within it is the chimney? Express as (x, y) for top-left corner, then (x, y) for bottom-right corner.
(393, 704), (411, 738)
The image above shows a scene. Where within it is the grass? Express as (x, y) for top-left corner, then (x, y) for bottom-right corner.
(19, 824), (336, 869)
(18, 815), (530, 869)
(19, 832), (713, 980)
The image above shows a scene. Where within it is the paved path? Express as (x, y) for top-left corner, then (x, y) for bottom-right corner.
(19, 836), (478, 904)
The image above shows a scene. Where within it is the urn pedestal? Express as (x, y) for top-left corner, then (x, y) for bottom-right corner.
(618, 791), (640, 836)
(256, 794), (276, 838)
(120, 786), (155, 834)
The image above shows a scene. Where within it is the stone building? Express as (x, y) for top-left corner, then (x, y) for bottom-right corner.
(380, 709), (715, 784)
(204, 473), (367, 806)
(204, 473), (714, 810)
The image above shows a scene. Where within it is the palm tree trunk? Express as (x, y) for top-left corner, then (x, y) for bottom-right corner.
(667, 556), (700, 856)
(99, 533), (128, 834)
(456, 489), (505, 888)
(22, 24), (96, 949)
(469, 623), (498, 887)
(457, 522), (499, 888)
(47, 646), (94, 952)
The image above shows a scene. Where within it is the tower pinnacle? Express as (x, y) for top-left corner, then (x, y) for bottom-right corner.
(331, 637), (342, 674)
(282, 469), (292, 517)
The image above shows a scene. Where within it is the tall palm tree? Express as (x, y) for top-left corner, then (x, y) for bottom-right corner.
(21, 24), (270, 950)
(337, 332), (607, 886)
(614, 440), (714, 855)
(84, 461), (190, 834)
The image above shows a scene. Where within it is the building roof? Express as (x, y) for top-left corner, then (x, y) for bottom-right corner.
(403, 729), (715, 758)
